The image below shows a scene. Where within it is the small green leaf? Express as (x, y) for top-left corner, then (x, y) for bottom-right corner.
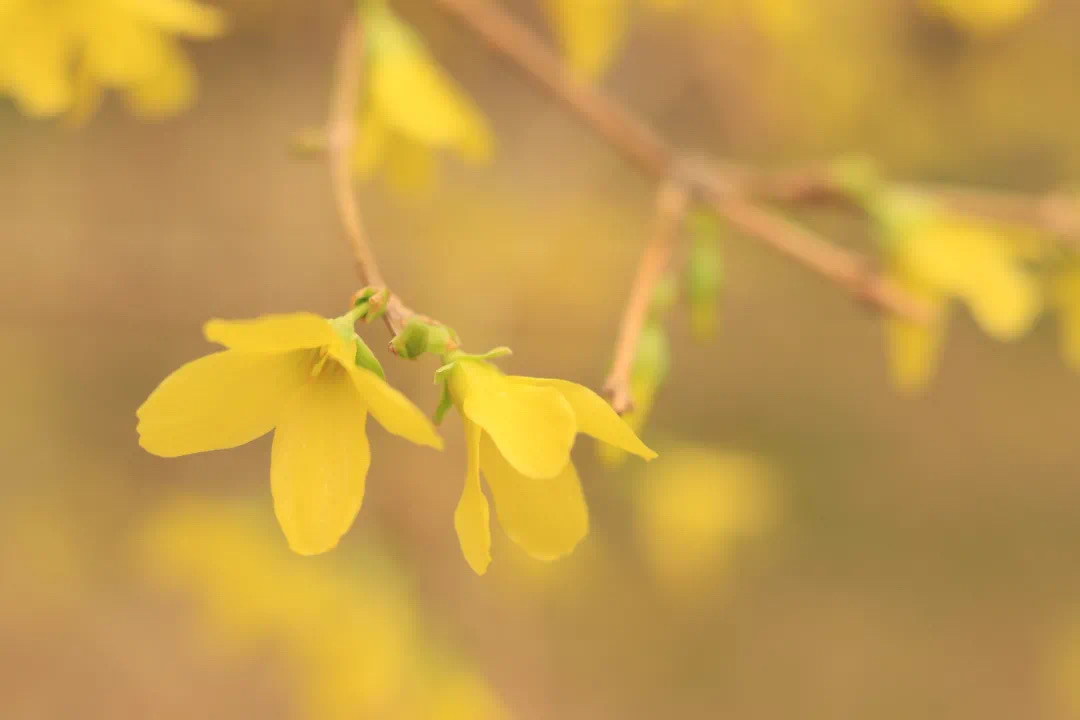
(353, 336), (385, 378)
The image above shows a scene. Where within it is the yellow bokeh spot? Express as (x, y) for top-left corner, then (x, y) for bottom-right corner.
(919, 0), (1042, 35)
(635, 446), (778, 597)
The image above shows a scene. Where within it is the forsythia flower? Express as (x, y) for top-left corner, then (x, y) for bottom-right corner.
(543, 0), (628, 79)
(136, 312), (442, 555)
(354, 6), (492, 192)
(442, 355), (656, 574)
(882, 214), (1041, 391)
(0, 0), (225, 119)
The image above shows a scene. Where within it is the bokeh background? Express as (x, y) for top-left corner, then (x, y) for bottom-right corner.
(3, 0), (1080, 717)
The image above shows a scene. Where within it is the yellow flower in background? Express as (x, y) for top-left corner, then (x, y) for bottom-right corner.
(0, 0), (224, 119)
(544, 0), (809, 79)
(543, 0), (628, 79)
(443, 355), (655, 575)
(882, 212), (1042, 391)
(1052, 259), (1080, 372)
(635, 446), (777, 596)
(139, 497), (508, 720)
(354, 6), (492, 192)
(919, 0), (1042, 35)
(136, 312), (442, 555)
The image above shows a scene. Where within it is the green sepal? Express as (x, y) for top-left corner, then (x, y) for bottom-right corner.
(330, 314), (386, 379)
(433, 346), (512, 383)
(433, 381), (454, 425)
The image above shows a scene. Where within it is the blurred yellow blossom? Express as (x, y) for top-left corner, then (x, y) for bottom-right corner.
(354, 5), (492, 192)
(919, 0), (1042, 35)
(139, 497), (507, 720)
(545, 0), (809, 78)
(442, 353), (655, 574)
(136, 311), (442, 556)
(635, 446), (777, 596)
(543, 0), (628, 79)
(1052, 259), (1080, 372)
(881, 209), (1041, 391)
(0, 0), (224, 119)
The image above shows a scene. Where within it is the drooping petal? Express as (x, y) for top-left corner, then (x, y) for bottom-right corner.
(455, 420), (491, 575)
(137, 350), (311, 457)
(342, 363), (443, 449)
(884, 270), (948, 392)
(204, 313), (339, 353)
(352, 107), (389, 177)
(270, 368), (371, 555)
(456, 362), (577, 479)
(0, 5), (75, 116)
(480, 433), (589, 562)
(513, 377), (657, 460)
(119, 0), (227, 37)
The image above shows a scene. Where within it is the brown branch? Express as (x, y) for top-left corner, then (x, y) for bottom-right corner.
(603, 178), (691, 414)
(747, 168), (1080, 251)
(428, 0), (928, 321)
(326, 12), (415, 339)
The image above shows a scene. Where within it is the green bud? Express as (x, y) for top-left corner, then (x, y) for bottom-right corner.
(390, 317), (459, 359)
(870, 189), (937, 254)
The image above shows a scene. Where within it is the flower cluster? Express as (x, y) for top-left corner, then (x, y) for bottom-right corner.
(137, 309), (653, 573)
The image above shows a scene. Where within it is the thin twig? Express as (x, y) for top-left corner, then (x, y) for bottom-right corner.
(428, 0), (928, 321)
(604, 178), (690, 414)
(326, 12), (414, 337)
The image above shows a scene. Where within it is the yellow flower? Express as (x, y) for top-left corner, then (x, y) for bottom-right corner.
(444, 357), (655, 574)
(882, 214), (1041, 391)
(543, 0), (629, 79)
(597, 375), (657, 468)
(0, 0), (224, 120)
(136, 312), (442, 555)
(354, 6), (492, 192)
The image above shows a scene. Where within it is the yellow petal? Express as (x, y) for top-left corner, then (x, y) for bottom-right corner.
(962, 266), (1041, 341)
(126, 36), (196, 117)
(342, 363), (443, 449)
(137, 350), (311, 457)
(455, 361), (577, 479)
(118, 0), (227, 37)
(0, 6), (75, 116)
(596, 376), (656, 468)
(480, 433), (589, 562)
(513, 377), (656, 460)
(371, 51), (492, 161)
(454, 420), (491, 575)
(204, 313), (338, 353)
(83, 13), (169, 87)
(270, 367), (371, 555)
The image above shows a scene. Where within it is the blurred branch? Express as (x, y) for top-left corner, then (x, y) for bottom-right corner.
(743, 167), (1080, 251)
(326, 11), (415, 339)
(604, 177), (690, 414)
(429, 0), (929, 322)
